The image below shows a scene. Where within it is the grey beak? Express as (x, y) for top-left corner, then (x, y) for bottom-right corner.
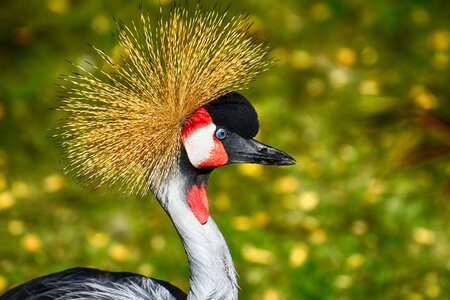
(225, 133), (296, 166)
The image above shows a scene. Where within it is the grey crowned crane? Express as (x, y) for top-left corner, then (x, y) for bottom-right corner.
(1, 4), (295, 300)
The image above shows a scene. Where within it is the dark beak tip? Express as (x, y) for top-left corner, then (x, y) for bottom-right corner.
(259, 150), (296, 166)
(278, 154), (296, 166)
(286, 157), (297, 165)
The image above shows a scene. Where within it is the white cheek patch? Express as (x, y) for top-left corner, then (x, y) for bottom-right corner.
(183, 123), (217, 168)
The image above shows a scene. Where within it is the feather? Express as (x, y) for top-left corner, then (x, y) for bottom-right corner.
(56, 3), (271, 197)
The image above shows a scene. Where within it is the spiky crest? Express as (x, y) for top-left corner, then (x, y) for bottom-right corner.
(57, 4), (271, 196)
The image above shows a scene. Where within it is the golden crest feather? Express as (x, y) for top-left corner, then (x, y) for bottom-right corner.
(58, 4), (271, 196)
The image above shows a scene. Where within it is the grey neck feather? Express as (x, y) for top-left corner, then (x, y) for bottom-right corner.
(154, 168), (238, 300)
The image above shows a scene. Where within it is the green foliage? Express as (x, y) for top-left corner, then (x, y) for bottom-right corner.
(0, 0), (449, 299)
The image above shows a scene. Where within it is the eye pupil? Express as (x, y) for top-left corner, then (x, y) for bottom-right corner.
(215, 128), (228, 140)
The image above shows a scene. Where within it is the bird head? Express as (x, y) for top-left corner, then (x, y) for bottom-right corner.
(178, 91), (294, 224)
(58, 5), (294, 199)
(182, 92), (294, 170)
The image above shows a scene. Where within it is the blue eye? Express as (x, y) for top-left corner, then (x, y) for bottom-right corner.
(215, 127), (228, 140)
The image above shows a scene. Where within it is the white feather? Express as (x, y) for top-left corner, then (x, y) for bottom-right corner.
(157, 170), (238, 300)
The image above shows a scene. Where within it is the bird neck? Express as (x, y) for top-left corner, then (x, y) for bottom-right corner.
(154, 162), (238, 300)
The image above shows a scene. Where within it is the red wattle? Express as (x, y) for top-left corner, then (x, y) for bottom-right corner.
(187, 183), (209, 224)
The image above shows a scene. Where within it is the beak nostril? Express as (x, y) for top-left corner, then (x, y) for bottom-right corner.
(258, 146), (268, 154)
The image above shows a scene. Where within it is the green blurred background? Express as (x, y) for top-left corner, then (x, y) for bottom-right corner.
(1, 0), (449, 299)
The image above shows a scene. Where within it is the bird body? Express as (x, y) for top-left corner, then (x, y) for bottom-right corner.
(1, 4), (294, 299)
(0, 267), (187, 299)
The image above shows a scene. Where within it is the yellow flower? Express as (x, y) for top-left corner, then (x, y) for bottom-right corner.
(359, 80), (379, 96)
(310, 228), (327, 244)
(298, 191), (319, 211)
(242, 244), (275, 265)
(335, 48), (357, 67)
(275, 176), (300, 194)
(0, 191), (15, 211)
(12, 181), (30, 198)
(21, 233), (43, 253)
(413, 227), (436, 245)
(238, 164), (263, 178)
(0, 173), (6, 191)
(346, 253), (365, 269)
(290, 50), (314, 69)
(43, 173), (65, 193)
(430, 30), (449, 51)
(46, 0), (69, 14)
(8, 220), (25, 236)
(334, 275), (352, 289)
(0, 276), (8, 293)
(108, 243), (130, 262)
(91, 14), (110, 34)
(87, 231), (110, 248)
(289, 243), (309, 267)
(150, 235), (166, 252)
(232, 215), (253, 231)
(410, 86), (438, 110)
(263, 288), (281, 300)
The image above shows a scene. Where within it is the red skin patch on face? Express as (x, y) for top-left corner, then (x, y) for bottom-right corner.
(196, 142), (228, 168)
(182, 107), (228, 168)
(187, 183), (209, 224)
(182, 107), (212, 140)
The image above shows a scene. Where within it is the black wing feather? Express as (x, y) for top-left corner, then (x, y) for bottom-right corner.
(0, 267), (186, 300)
